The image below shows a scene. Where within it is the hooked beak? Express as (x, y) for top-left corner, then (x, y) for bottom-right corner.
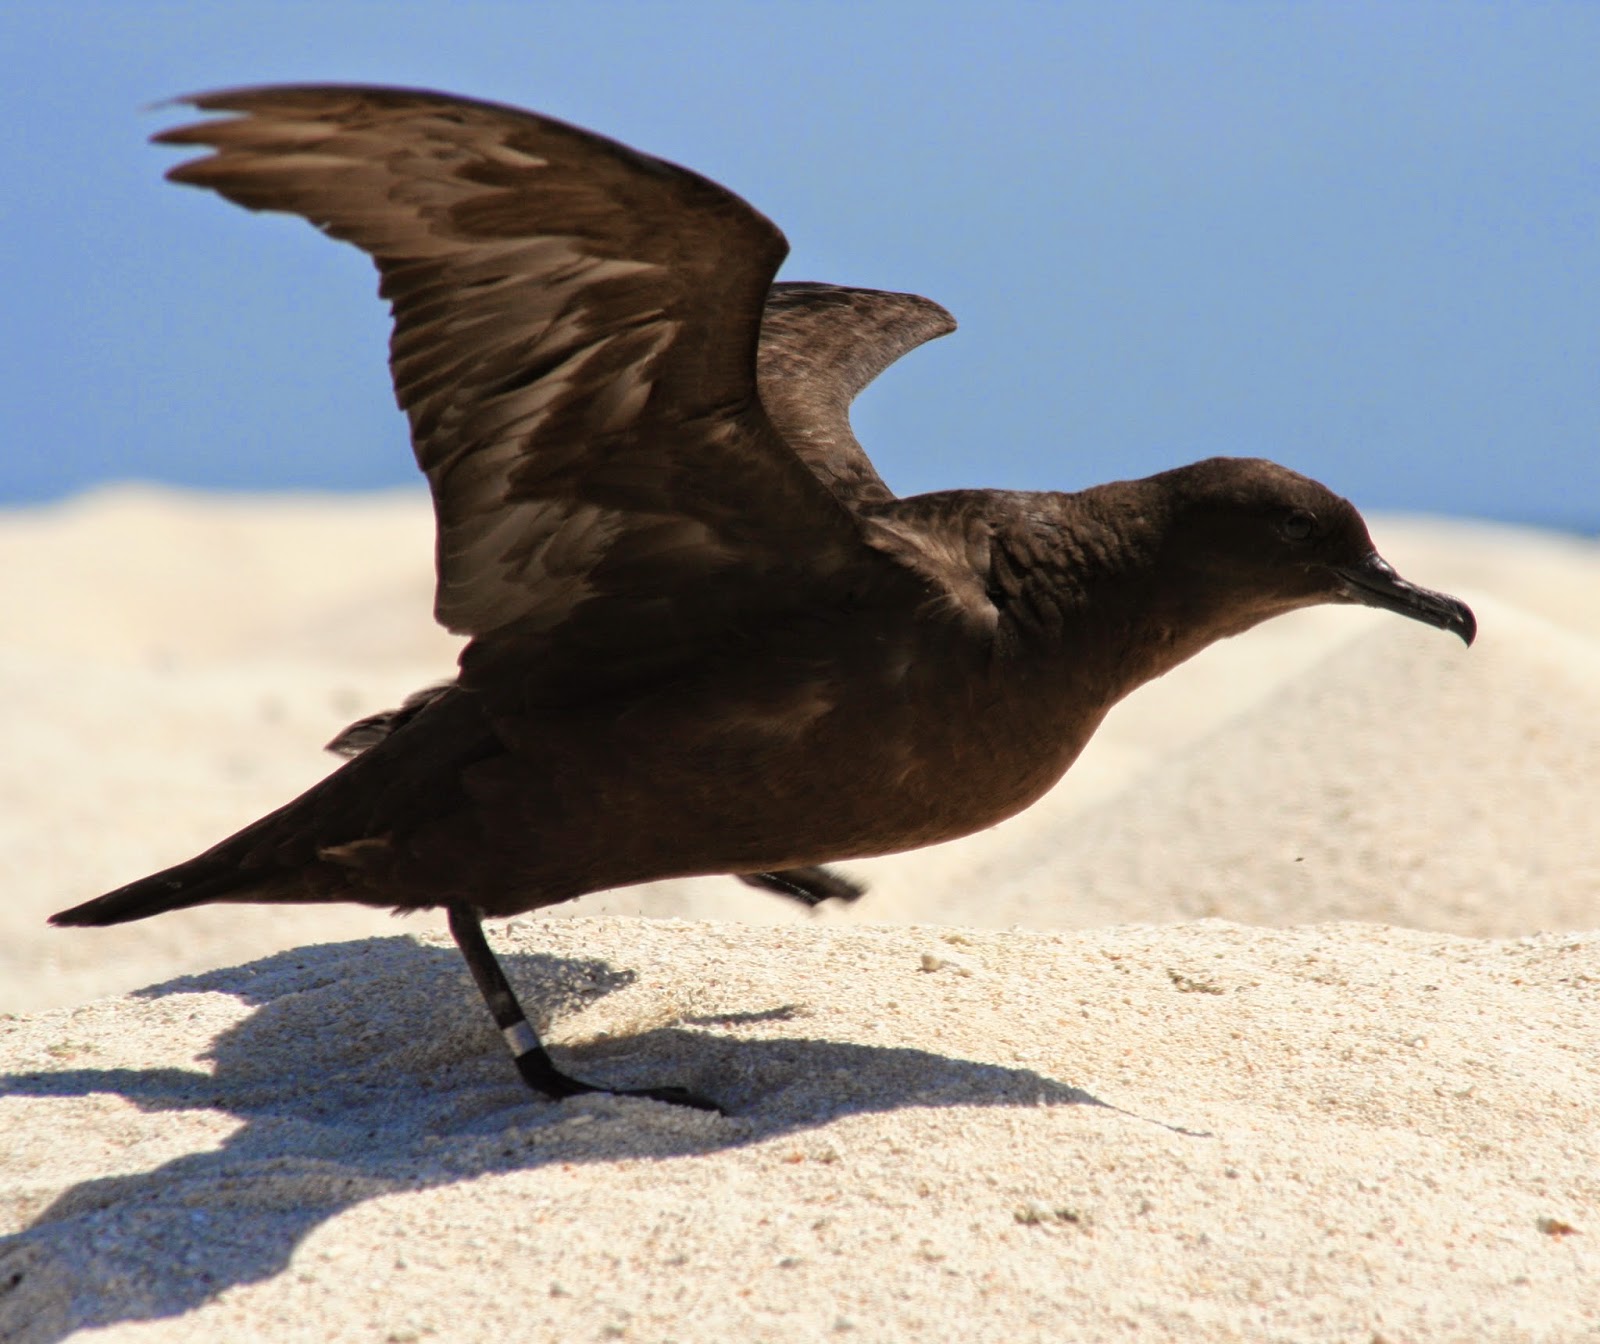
(1330, 553), (1476, 646)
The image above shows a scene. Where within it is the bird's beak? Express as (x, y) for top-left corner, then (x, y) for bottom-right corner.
(1330, 553), (1476, 646)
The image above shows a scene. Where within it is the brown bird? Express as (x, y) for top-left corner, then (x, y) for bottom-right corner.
(53, 85), (1476, 1110)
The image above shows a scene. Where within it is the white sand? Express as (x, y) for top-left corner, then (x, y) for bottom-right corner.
(2, 488), (1596, 1341)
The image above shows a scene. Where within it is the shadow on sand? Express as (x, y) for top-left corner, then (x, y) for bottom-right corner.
(0, 934), (1190, 1341)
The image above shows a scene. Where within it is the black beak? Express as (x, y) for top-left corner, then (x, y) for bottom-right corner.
(1330, 553), (1476, 646)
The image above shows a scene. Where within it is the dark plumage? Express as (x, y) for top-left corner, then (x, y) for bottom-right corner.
(324, 683), (864, 910)
(53, 86), (1476, 1109)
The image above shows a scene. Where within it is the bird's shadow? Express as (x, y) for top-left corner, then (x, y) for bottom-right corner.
(0, 934), (1180, 1342)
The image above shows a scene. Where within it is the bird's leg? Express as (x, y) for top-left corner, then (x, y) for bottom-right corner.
(446, 900), (587, 1099)
(445, 901), (721, 1111)
(738, 865), (865, 908)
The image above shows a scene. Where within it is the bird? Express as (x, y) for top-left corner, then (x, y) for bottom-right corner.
(52, 85), (1476, 1110)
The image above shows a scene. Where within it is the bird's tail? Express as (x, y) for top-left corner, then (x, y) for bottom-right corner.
(50, 836), (294, 928)
(52, 682), (487, 930)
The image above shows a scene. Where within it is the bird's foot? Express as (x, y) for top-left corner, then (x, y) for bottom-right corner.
(449, 901), (722, 1112)
(514, 1051), (721, 1112)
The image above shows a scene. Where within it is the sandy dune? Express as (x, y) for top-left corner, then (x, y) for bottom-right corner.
(2, 489), (1595, 1341)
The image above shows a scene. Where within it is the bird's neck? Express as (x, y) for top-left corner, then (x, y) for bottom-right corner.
(992, 482), (1267, 711)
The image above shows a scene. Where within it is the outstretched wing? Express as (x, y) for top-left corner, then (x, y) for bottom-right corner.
(757, 283), (955, 509)
(157, 85), (867, 653)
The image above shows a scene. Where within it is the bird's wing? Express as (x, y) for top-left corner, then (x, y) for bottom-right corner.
(324, 682), (454, 757)
(157, 85), (870, 656)
(756, 283), (955, 508)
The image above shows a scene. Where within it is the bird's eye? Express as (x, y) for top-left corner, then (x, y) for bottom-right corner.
(1281, 510), (1316, 542)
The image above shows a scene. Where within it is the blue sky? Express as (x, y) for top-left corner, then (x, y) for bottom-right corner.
(3, 2), (1596, 530)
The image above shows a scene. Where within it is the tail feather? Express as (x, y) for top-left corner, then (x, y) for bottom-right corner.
(53, 684), (490, 929)
(51, 846), (287, 927)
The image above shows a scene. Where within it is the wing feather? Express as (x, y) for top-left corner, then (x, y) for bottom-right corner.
(157, 85), (863, 648)
(756, 283), (956, 507)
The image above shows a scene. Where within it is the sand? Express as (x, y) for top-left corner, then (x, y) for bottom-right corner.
(2, 487), (1596, 1341)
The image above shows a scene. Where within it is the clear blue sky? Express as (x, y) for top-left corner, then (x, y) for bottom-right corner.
(3, 2), (1596, 531)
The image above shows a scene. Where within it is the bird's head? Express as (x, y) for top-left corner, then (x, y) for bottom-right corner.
(1145, 457), (1476, 645)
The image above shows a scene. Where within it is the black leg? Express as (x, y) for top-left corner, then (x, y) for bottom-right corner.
(446, 901), (721, 1111)
(738, 865), (866, 908)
